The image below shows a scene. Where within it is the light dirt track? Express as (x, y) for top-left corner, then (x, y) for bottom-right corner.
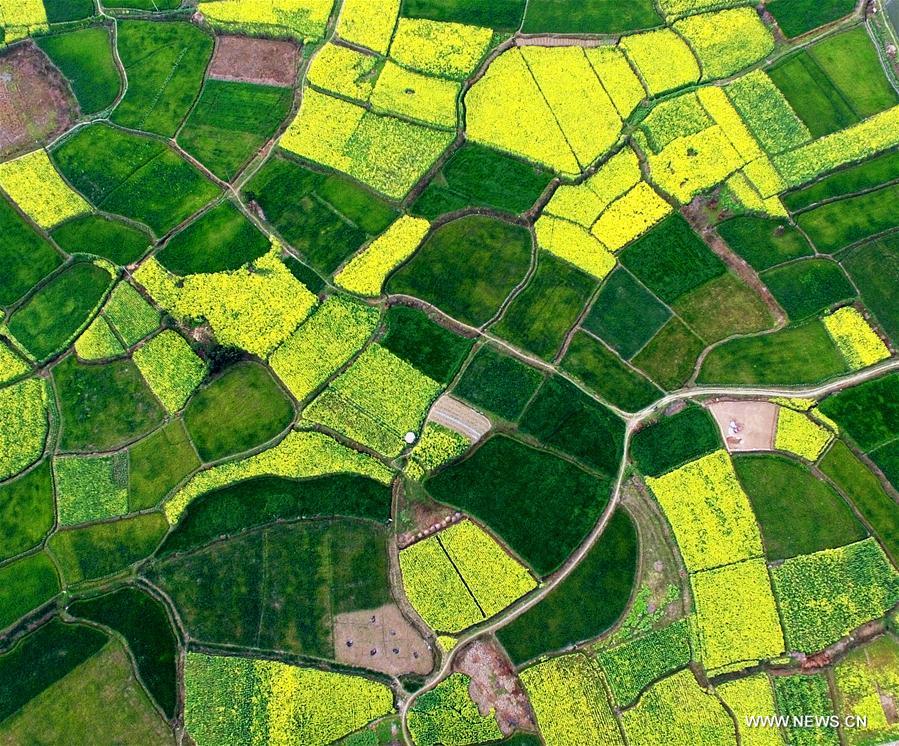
(399, 355), (899, 742)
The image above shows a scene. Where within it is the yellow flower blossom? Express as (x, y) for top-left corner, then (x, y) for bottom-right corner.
(0, 150), (89, 228)
(823, 306), (891, 370)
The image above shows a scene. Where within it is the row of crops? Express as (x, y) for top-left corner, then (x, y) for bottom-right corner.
(0, 0), (898, 743)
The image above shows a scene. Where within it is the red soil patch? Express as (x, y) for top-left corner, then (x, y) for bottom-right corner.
(0, 42), (78, 159)
(207, 35), (300, 88)
(454, 638), (537, 737)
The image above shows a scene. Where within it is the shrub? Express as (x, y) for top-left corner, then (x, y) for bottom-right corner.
(691, 559), (785, 672)
(184, 652), (394, 745)
(407, 673), (501, 746)
(620, 28), (700, 96)
(674, 8), (774, 80)
(54, 454), (128, 526)
(133, 331), (206, 414)
(335, 216), (430, 296)
(269, 295), (379, 402)
(822, 307), (890, 371)
(771, 539), (899, 652)
(389, 18), (493, 80)
(163, 429), (393, 523)
(0, 378), (48, 481)
(645, 450), (763, 572)
(521, 654), (623, 746)
(774, 407), (834, 461)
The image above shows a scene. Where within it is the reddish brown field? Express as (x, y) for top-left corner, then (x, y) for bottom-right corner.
(207, 35), (299, 88)
(0, 42), (78, 159)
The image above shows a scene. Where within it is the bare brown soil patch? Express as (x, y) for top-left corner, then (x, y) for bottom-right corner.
(333, 603), (433, 676)
(0, 42), (78, 159)
(454, 638), (537, 737)
(397, 504), (462, 550)
(207, 35), (300, 88)
(428, 394), (491, 441)
(708, 400), (778, 452)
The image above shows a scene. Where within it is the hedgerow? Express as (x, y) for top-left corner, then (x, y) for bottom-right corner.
(269, 295), (379, 402)
(771, 538), (899, 652)
(184, 652), (393, 745)
(592, 182), (673, 251)
(336, 0), (398, 55)
(370, 62), (460, 129)
(598, 619), (692, 706)
(0, 378), (48, 481)
(823, 307), (890, 371)
(674, 9), (774, 80)
(336, 216), (430, 297)
(405, 422), (470, 481)
(399, 533), (484, 632)
(622, 669), (735, 745)
(691, 559), (785, 672)
(534, 215), (617, 280)
(388, 18), (493, 80)
(645, 450), (763, 572)
(0, 149), (89, 229)
(54, 453), (128, 526)
(466, 48), (581, 175)
(584, 47), (647, 118)
(620, 28), (700, 96)
(717, 675), (783, 746)
(774, 407), (834, 461)
(163, 429), (392, 523)
(773, 106), (899, 188)
(133, 331), (206, 414)
(103, 282), (160, 347)
(307, 43), (378, 102)
(521, 46), (621, 169)
(439, 519), (537, 617)
(134, 246), (316, 359)
(407, 673), (501, 746)
(725, 70), (811, 155)
(74, 316), (124, 361)
(521, 654), (623, 746)
(196, 0), (335, 41)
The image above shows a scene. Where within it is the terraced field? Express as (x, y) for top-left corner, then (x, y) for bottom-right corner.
(0, 1), (898, 744)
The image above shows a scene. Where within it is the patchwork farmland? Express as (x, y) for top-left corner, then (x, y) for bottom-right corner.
(0, 0), (898, 744)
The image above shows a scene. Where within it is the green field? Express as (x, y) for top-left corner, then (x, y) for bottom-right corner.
(7, 261), (111, 362)
(51, 214), (152, 267)
(243, 153), (397, 274)
(492, 252), (596, 360)
(426, 434), (613, 575)
(128, 420), (200, 511)
(672, 273), (774, 344)
(522, 0), (661, 34)
(698, 321), (849, 385)
(797, 181), (899, 252)
(52, 124), (221, 236)
(717, 217), (814, 271)
(784, 149), (899, 212)
(178, 80), (294, 181)
(620, 215), (726, 304)
(631, 405), (720, 477)
(760, 258), (855, 320)
(111, 21), (213, 138)
(453, 344), (544, 422)
(379, 305), (474, 384)
(158, 200), (271, 275)
(401, 0), (526, 30)
(842, 234), (899, 342)
(632, 317), (705, 391)
(37, 27), (120, 115)
(0, 461), (54, 562)
(54, 355), (165, 451)
(496, 509), (637, 665)
(0, 196), (63, 306)
(42, 0), (95, 22)
(734, 454), (866, 560)
(562, 331), (663, 412)
(411, 144), (552, 218)
(389, 215), (533, 326)
(0, 552), (59, 631)
(581, 269), (670, 360)
(766, 0), (856, 39)
(183, 362), (295, 462)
